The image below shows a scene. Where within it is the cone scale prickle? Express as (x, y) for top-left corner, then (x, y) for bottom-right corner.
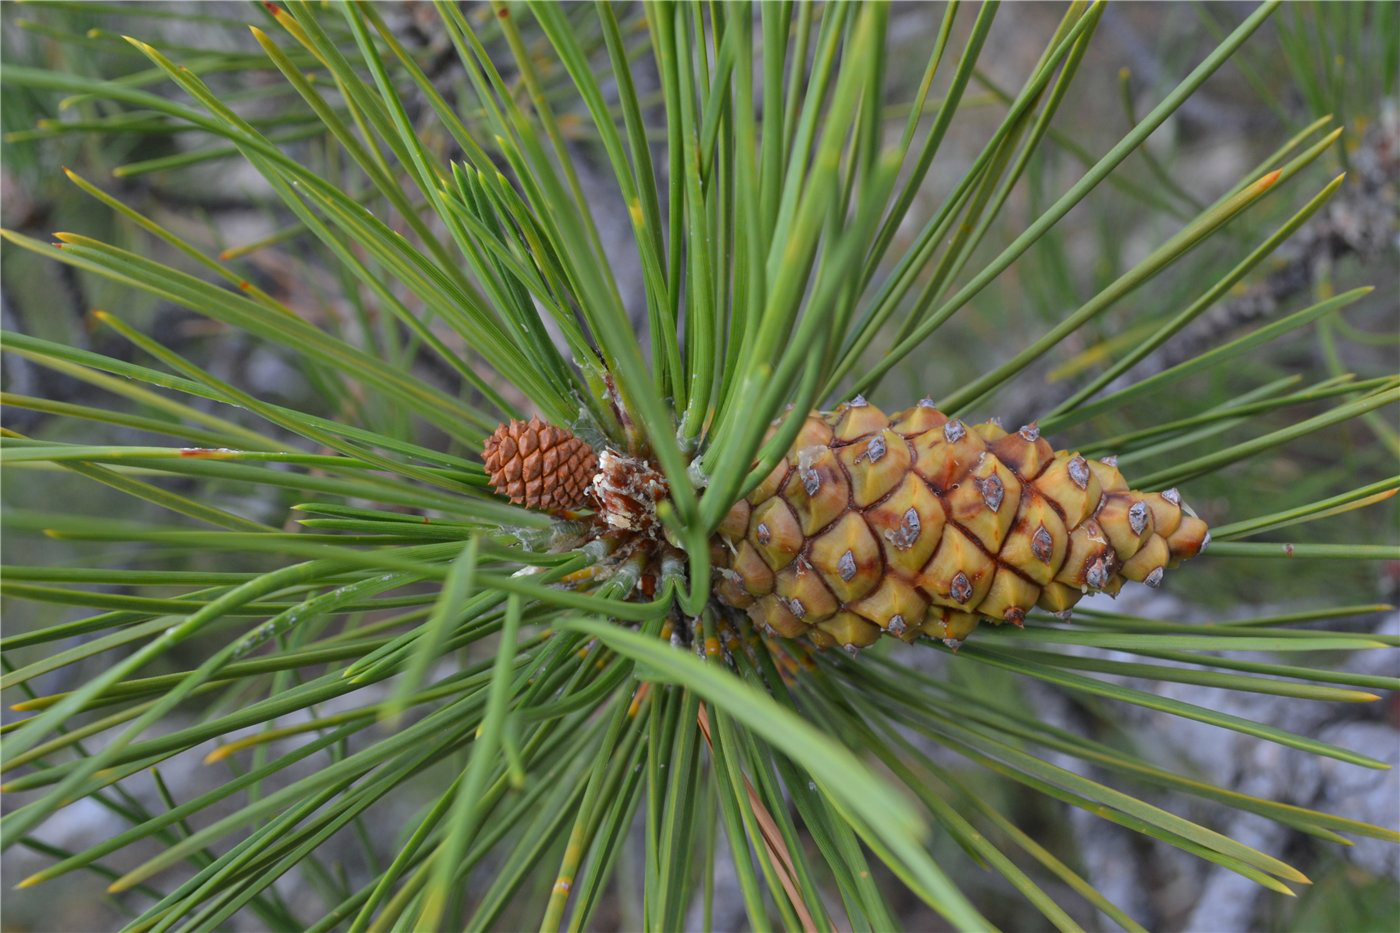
(485, 399), (1209, 652)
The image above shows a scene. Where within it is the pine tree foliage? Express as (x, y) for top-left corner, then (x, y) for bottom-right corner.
(1, 2), (1397, 930)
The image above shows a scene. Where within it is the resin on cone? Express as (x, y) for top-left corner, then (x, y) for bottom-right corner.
(483, 416), (597, 512)
(713, 398), (1209, 651)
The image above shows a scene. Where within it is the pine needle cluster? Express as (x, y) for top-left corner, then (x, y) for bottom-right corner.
(1, 2), (1396, 930)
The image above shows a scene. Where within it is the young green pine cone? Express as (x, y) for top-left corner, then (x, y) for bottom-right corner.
(483, 416), (597, 512)
(712, 398), (1209, 652)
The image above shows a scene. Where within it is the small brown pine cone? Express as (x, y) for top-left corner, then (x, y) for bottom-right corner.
(483, 416), (597, 512)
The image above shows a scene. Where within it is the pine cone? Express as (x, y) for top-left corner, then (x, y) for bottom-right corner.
(483, 416), (597, 512)
(712, 398), (1209, 651)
